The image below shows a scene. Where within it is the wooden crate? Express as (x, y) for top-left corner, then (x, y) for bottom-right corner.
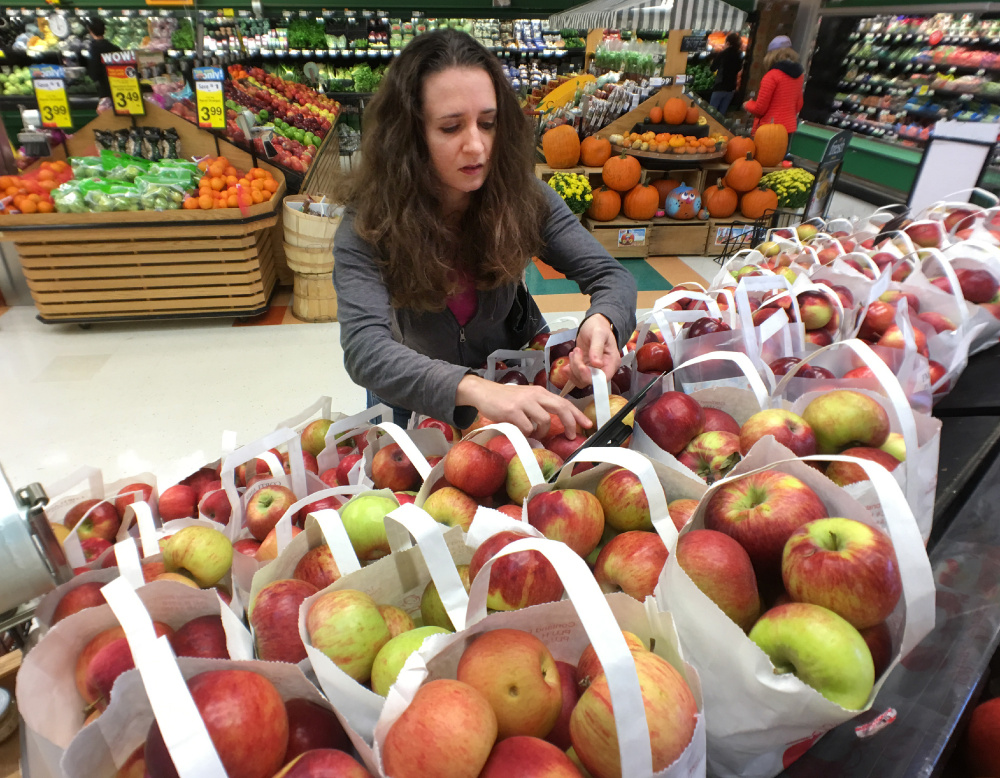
(645, 168), (707, 195)
(0, 104), (286, 323)
(649, 219), (710, 256)
(583, 216), (652, 258)
(705, 217), (758, 256)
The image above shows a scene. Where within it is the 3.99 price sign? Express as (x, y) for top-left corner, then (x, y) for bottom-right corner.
(102, 50), (144, 116)
(194, 67), (225, 129)
(30, 66), (72, 129)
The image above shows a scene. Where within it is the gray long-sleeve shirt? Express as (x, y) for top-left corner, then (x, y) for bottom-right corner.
(332, 180), (638, 428)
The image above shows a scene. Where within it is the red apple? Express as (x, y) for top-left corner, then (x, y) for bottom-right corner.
(114, 483), (154, 520)
(859, 621), (893, 680)
(371, 443), (421, 492)
(250, 579), (319, 663)
(272, 750), (371, 777)
(282, 698), (351, 762)
(170, 615), (229, 660)
(335, 453), (362, 486)
(422, 486), (479, 532)
(594, 530), (668, 601)
(484, 435), (519, 465)
(955, 267), (999, 303)
(158, 484), (198, 522)
(964, 698), (1000, 777)
(739, 409), (817, 457)
(667, 498), (699, 531)
(636, 391), (704, 455)
(677, 431), (742, 482)
(506, 448), (564, 504)
(677, 528), (761, 631)
(294, 495), (344, 527)
(198, 489), (233, 524)
(702, 407), (741, 435)
(797, 291), (836, 331)
(416, 417), (459, 442)
(635, 341), (673, 374)
(319, 468), (339, 488)
(233, 537), (262, 558)
(879, 289), (920, 314)
(81, 537), (112, 562)
(545, 433), (586, 462)
(575, 631), (646, 692)
(877, 324), (929, 357)
(685, 316), (731, 338)
(64, 499), (120, 542)
(917, 311), (957, 333)
(279, 450), (319, 476)
(549, 356), (573, 390)
(527, 489), (605, 558)
(444, 439), (507, 498)
(468, 530), (563, 611)
(824, 446), (901, 486)
(246, 484), (298, 541)
(299, 419), (333, 457)
(52, 582), (106, 625)
(545, 661), (580, 751)
(293, 544), (341, 590)
(594, 467), (651, 532)
(480, 736), (582, 777)
(857, 301), (897, 342)
(904, 222), (942, 248)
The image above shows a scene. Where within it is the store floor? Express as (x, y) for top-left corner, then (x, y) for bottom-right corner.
(0, 253), (722, 493)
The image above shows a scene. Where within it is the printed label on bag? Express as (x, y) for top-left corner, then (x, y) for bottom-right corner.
(618, 228), (646, 247)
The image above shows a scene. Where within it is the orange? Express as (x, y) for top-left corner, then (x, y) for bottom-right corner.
(227, 194), (238, 208)
(19, 199), (37, 214)
(38, 169), (55, 181)
(198, 194), (214, 210)
(6, 186), (20, 197)
(226, 175), (238, 187)
(28, 194), (41, 204)
(253, 168), (268, 180)
(250, 179), (263, 191)
(51, 160), (68, 173)
(210, 177), (224, 191)
(263, 179), (278, 193)
(224, 166), (238, 178)
(197, 159), (211, 172)
(0, 177), (12, 190)
(39, 181), (56, 192)
(251, 190), (263, 204)
(36, 201), (53, 213)
(183, 197), (199, 209)
(261, 190), (273, 201)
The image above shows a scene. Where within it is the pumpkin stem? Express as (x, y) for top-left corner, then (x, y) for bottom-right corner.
(716, 178), (726, 190)
(745, 152), (753, 161)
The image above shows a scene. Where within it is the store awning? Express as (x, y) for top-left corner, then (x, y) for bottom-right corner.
(549, 0), (746, 33)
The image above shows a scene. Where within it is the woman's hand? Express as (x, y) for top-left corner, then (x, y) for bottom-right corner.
(569, 314), (621, 388)
(456, 375), (592, 440)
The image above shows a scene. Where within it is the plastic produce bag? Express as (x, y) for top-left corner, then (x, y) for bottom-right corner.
(135, 175), (187, 211)
(69, 156), (104, 180)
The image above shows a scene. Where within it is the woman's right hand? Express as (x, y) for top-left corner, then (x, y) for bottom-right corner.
(455, 375), (593, 440)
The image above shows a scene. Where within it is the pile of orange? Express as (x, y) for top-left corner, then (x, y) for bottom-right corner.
(0, 160), (73, 215)
(621, 132), (720, 155)
(182, 156), (280, 210)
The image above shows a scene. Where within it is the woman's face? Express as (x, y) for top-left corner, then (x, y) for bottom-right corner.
(422, 66), (497, 212)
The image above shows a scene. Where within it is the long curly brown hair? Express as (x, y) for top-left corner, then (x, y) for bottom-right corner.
(337, 30), (547, 311)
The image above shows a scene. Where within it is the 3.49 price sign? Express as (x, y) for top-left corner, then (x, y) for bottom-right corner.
(30, 65), (72, 128)
(102, 50), (144, 116)
(194, 67), (225, 129)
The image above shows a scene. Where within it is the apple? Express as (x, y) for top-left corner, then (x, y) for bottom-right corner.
(64, 499), (121, 542)
(544, 661), (580, 752)
(829, 285), (855, 309)
(529, 332), (551, 350)
(395, 491), (418, 505)
(766, 357), (834, 380)
(300, 418), (333, 457)
(233, 538), (262, 558)
(417, 417), (460, 442)
(549, 339), (576, 361)
(802, 390), (890, 453)
(667, 498), (699, 531)
(114, 482), (154, 520)
(527, 489), (605, 558)
(246, 485), (298, 541)
(804, 329), (834, 347)
(507, 449), (565, 504)
(258, 526), (304, 562)
(335, 453), (363, 486)
(498, 370), (529, 385)
(339, 493), (399, 562)
(458, 628), (562, 739)
(859, 621), (893, 680)
(677, 431), (742, 482)
(319, 469), (339, 488)
(86, 637), (137, 709)
(480, 736), (583, 777)
(739, 409), (817, 457)
(444, 440), (508, 498)
(824, 447), (901, 486)
(198, 489), (233, 524)
(877, 324), (928, 356)
(377, 604), (415, 638)
(81, 622), (173, 706)
(545, 432), (587, 462)
(797, 291), (835, 331)
(162, 525), (233, 588)
(583, 394), (634, 434)
(702, 407), (740, 435)
(170, 614), (229, 659)
(611, 364), (633, 395)
(283, 698), (351, 762)
(703, 469), (827, 577)
(635, 341), (673, 374)
(677, 528), (760, 632)
(570, 649), (698, 778)
(372, 625), (451, 696)
(782, 517), (902, 630)
(748, 602), (874, 709)
(753, 306), (785, 328)
(371, 443), (422, 492)
(484, 435), (519, 465)
(964, 698), (1000, 777)
(635, 391), (704, 455)
(79, 537), (111, 563)
(857, 301), (897, 342)
(468, 530), (563, 611)
(52, 582), (106, 624)
(593, 530), (668, 601)
(955, 267), (999, 303)
(594, 467), (652, 532)
(76, 627), (125, 702)
(549, 356), (573, 390)
(916, 311), (956, 333)
(381, 679), (497, 778)
(294, 495), (344, 527)
(306, 588), (391, 682)
(144, 670), (289, 778)
(904, 223), (942, 249)
(797, 224), (818, 241)
(251, 578), (319, 663)
(879, 432), (906, 462)
(686, 316), (731, 338)
(293, 544), (341, 590)
(156, 484), (198, 522)
(272, 749), (371, 777)
(422, 486), (479, 532)
(279, 450), (319, 476)
(575, 631), (647, 692)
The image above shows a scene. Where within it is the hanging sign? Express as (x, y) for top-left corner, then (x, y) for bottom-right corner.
(194, 66), (226, 129)
(30, 64), (72, 128)
(102, 50), (144, 115)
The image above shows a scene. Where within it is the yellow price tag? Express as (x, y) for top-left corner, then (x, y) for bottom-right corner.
(34, 78), (72, 128)
(196, 80), (225, 129)
(222, 7), (234, 16)
(110, 76), (144, 115)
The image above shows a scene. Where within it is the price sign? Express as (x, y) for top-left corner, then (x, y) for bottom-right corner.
(102, 50), (144, 115)
(194, 67), (226, 129)
(30, 65), (72, 128)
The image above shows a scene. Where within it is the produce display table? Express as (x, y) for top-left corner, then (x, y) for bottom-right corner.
(932, 346), (1000, 416)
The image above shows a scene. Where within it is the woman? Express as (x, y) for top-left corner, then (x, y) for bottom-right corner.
(333, 30), (637, 440)
(743, 35), (804, 139)
(709, 33), (743, 116)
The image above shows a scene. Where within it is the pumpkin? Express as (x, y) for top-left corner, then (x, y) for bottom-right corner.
(542, 125), (581, 169)
(726, 152), (763, 194)
(740, 184), (779, 219)
(663, 97), (687, 125)
(623, 183), (659, 220)
(649, 105), (663, 124)
(652, 177), (681, 207)
(587, 186), (621, 221)
(602, 152), (642, 192)
(703, 178), (738, 218)
(685, 104), (699, 124)
(724, 136), (756, 164)
(754, 119), (789, 166)
(580, 135), (612, 167)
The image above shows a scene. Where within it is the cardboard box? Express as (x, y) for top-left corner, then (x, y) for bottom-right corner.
(583, 216), (652, 258)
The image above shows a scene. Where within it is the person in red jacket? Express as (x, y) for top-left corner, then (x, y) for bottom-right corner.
(743, 35), (804, 140)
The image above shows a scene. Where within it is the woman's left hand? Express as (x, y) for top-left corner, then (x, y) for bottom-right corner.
(569, 314), (621, 387)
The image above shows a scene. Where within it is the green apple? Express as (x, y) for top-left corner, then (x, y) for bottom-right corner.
(161, 526), (233, 588)
(306, 589), (391, 683)
(339, 493), (399, 562)
(748, 602), (875, 710)
(879, 432), (906, 462)
(371, 625), (451, 696)
(420, 564), (471, 630)
(796, 223), (818, 241)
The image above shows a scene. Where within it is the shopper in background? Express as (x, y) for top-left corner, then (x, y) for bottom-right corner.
(743, 35), (804, 142)
(333, 29), (637, 439)
(709, 32), (744, 116)
(85, 20), (120, 100)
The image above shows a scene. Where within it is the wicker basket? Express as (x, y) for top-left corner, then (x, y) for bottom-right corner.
(284, 241), (336, 322)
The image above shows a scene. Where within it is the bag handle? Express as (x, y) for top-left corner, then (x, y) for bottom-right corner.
(910, 247), (972, 326)
(370, 422), (433, 480)
(116, 500), (161, 559)
(113, 537), (146, 590)
(274, 396), (334, 432)
(671, 350), (773, 407)
(466, 538), (654, 776)
(470, 423), (545, 486)
(274, 485), (366, 556)
(46, 465), (105, 501)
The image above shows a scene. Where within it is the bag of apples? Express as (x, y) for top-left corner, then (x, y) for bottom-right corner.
(298, 503), (474, 758)
(370, 534), (707, 778)
(936, 240), (1000, 353)
(273, 395), (350, 477)
(17, 572), (252, 777)
(59, 577), (362, 778)
(359, 420), (448, 498)
(659, 440), (935, 778)
(483, 347), (547, 390)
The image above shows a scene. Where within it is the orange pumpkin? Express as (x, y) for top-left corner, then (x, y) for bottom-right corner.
(602, 152), (642, 192)
(649, 105), (664, 124)
(754, 119), (789, 167)
(663, 97), (687, 125)
(587, 186), (621, 221)
(623, 183), (659, 220)
(685, 104), (699, 124)
(542, 125), (581, 169)
(652, 178), (681, 207)
(580, 135), (613, 167)
(724, 136), (756, 164)
(726, 152), (763, 194)
(740, 184), (779, 219)
(703, 178), (738, 218)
